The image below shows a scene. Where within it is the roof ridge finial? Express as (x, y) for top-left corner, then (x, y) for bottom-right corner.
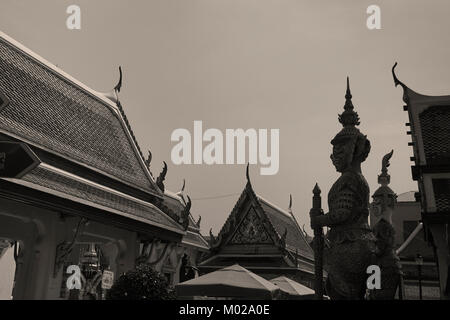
(114, 66), (123, 94)
(102, 66), (123, 105)
(246, 162), (250, 184)
(338, 76), (360, 128)
(288, 194), (292, 213)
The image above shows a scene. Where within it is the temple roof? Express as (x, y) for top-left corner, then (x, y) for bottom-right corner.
(6, 163), (184, 233)
(0, 32), (190, 234)
(209, 179), (314, 261)
(0, 31), (159, 195)
(165, 189), (210, 250)
(257, 197), (313, 258)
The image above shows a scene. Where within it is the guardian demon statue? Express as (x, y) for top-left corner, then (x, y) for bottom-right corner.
(310, 78), (399, 299)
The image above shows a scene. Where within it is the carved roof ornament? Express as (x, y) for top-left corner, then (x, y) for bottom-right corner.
(392, 62), (411, 104)
(246, 162), (251, 185)
(196, 215), (201, 228)
(288, 194), (293, 214)
(179, 195), (191, 230)
(144, 150), (152, 169)
(156, 161), (167, 192)
(102, 66), (148, 176)
(103, 66), (123, 105)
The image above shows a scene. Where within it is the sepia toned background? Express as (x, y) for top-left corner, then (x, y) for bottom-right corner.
(1, 0), (449, 242)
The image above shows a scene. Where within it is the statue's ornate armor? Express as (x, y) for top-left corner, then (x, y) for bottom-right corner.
(311, 77), (401, 300)
(324, 171), (377, 299)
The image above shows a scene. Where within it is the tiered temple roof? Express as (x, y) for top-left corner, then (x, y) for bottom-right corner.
(200, 167), (314, 276)
(0, 31), (191, 238)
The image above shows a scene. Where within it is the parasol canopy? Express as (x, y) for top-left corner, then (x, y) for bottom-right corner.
(270, 276), (315, 299)
(176, 264), (280, 299)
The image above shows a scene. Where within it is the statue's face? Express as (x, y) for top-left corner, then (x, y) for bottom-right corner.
(330, 141), (353, 172)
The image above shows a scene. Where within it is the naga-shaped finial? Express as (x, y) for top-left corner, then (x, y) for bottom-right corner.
(156, 161), (167, 192)
(103, 66), (123, 105)
(196, 215), (201, 228)
(145, 150), (152, 169)
(392, 62), (410, 104)
(181, 179), (186, 193)
(115, 66), (123, 93)
(179, 195), (191, 230)
(288, 194), (292, 213)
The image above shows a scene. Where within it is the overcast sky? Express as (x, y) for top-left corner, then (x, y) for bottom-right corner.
(1, 0), (449, 236)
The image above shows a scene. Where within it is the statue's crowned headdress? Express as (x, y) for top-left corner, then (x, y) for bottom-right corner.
(331, 77), (370, 163)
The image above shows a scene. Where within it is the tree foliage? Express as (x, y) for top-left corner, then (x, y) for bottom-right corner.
(107, 264), (176, 300)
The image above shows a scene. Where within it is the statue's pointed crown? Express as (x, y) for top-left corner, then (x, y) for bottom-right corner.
(339, 77), (360, 127)
(332, 77), (363, 144)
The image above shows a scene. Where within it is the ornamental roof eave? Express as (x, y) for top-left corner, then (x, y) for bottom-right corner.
(4, 163), (186, 234)
(392, 62), (450, 106)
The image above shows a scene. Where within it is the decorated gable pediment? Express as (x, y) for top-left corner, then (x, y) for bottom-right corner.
(230, 206), (273, 244)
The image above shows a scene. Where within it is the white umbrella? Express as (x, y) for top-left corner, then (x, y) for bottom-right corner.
(176, 264), (280, 299)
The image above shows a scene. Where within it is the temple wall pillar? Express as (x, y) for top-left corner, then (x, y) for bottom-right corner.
(0, 198), (59, 300)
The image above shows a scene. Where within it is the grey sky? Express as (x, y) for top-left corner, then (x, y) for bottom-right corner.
(1, 0), (449, 235)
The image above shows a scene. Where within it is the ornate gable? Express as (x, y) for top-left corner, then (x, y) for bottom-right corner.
(229, 206), (273, 244)
(210, 180), (285, 252)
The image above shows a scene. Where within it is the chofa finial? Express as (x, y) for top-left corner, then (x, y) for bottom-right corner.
(246, 163), (250, 184)
(156, 161), (167, 192)
(115, 66), (123, 93)
(102, 66), (123, 104)
(288, 194), (292, 212)
(392, 62), (410, 104)
(180, 195), (191, 230)
(145, 150), (152, 168)
(181, 179), (186, 192)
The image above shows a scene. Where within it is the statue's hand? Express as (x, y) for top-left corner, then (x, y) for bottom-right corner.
(309, 208), (324, 229)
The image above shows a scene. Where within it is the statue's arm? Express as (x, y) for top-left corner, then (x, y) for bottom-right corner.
(311, 188), (355, 228)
